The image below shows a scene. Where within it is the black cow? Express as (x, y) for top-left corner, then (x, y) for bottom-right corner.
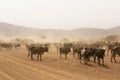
(111, 46), (120, 63)
(26, 45), (48, 61)
(73, 47), (83, 58)
(94, 49), (105, 65)
(77, 47), (83, 59)
(80, 48), (90, 64)
(87, 48), (97, 62)
(59, 47), (71, 59)
(73, 47), (78, 58)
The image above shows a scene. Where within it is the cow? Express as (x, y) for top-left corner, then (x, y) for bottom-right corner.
(73, 47), (78, 58)
(0, 43), (13, 51)
(111, 46), (120, 63)
(13, 44), (21, 48)
(26, 44), (48, 61)
(94, 49), (105, 65)
(73, 47), (83, 59)
(106, 42), (120, 56)
(80, 48), (90, 64)
(87, 48), (97, 62)
(59, 47), (71, 59)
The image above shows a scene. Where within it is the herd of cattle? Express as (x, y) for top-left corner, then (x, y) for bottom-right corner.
(0, 43), (21, 50)
(58, 43), (107, 65)
(26, 42), (120, 66)
(0, 42), (120, 66)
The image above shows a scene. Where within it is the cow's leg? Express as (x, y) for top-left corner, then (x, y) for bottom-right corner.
(94, 56), (96, 63)
(98, 57), (100, 65)
(113, 56), (116, 63)
(111, 55), (113, 63)
(28, 51), (30, 57)
(37, 54), (39, 61)
(31, 53), (34, 60)
(28, 52), (29, 57)
(111, 53), (116, 63)
(84, 56), (87, 64)
(85, 57), (88, 64)
(93, 56), (95, 62)
(65, 54), (67, 59)
(60, 53), (62, 59)
(88, 56), (90, 62)
(78, 53), (80, 59)
(111, 51), (114, 63)
(80, 55), (82, 63)
(40, 54), (42, 61)
(87, 55), (90, 64)
(102, 58), (104, 65)
(73, 52), (75, 58)
(106, 49), (109, 56)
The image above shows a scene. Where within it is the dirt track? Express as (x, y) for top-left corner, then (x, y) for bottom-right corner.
(0, 47), (120, 80)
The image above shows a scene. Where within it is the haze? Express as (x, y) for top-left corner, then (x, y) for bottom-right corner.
(0, 0), (120, 30)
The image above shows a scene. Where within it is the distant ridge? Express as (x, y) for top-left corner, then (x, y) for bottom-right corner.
(0, 22), (120, 41)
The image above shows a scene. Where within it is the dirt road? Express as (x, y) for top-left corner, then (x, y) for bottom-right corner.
(0, 47), (120, 80)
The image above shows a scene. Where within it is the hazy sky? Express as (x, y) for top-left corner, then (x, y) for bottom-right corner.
(0, 0), (120, 30)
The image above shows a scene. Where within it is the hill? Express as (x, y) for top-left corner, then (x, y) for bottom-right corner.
(0, 22), (120, 42)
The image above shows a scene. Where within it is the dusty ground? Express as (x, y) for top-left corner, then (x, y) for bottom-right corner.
(0, 47), (120, 80)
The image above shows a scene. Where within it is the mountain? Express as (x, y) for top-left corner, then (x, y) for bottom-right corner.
(0, 22), (120, 42)
(107, 26), (120, 34)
